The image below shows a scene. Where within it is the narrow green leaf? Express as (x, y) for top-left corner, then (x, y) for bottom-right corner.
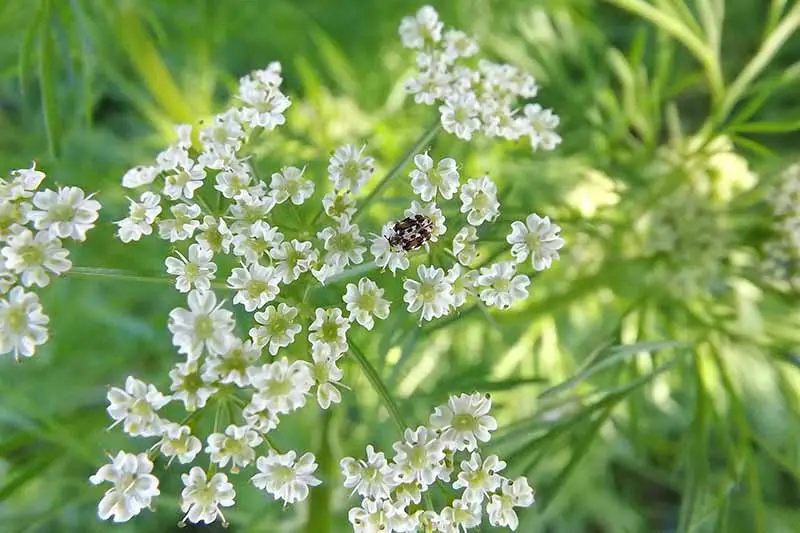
(348, 336), (407, 433)
(38, 0), (62, 158)
(18, 1), (44, 103)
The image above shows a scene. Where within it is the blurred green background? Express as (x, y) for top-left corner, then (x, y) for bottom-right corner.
(1, 0), (800, 532)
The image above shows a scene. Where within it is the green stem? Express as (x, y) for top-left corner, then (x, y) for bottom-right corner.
(68, 266), (229, 290)
(352, 120), (441, 222)
(347, 336), (407, 432)
(303, 411), (332, 533)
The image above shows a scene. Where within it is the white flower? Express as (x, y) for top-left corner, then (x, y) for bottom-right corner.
(404, 200), (446, 242)
(452, 226), (478, 265)
(399, 5), (443, 48)
(440, 92), (481, 141)
(328, 144), (375, 194)
(343, 277), (391, 330)
(116, 192), (161, 243)
(506, 213), (565, 271)
(318, 220), (366, 268)
(158, 203), (202, 242)
(371, 224), (410, 274)
(0, 287), (49, 360)
(429, 393), (497, 451)
(156, 144), (191, 173)
(202, 338), (261, 387)
(214, 160), (255, 199)
(322, 191), (357, 221)
(196, 215), (233, 254)
(106, 376), (170, 437)
(439, 499), (482, 531)
(206, 424), (263, 470)
(523, 103), (562, 151)
(227, 262), (280, 311)
(308, 307), (350, 358)
(443, 29), (479, 60)
(27, 186), (101, 241)
(310, 349), (344, 409)
(446, 264), (478, 309)
(453, 453), (506, 503)
(460, 176), (500, 226)
(6, 163), (46, 199)
(248, 357), (314, 414)
(477, 261), (530, 309)
(271, 165), (314, 205)
(340, 445), (397, 500)
(238, 65), (291, 129)
(2, 229), (71, 287)
(228, 191), (276, 234)
(403, 265), (454, 321)
(180, 467), (236, 525)
(348, 498), (416, 533)
(90, 452), (159, 523)
(486, 477), (536, 531)
(165, 243), (217, 293)
(393, 426), (446, 488)
(270, 239), (316, 283)
(242, 401), (280, 434)
(410, 152), (460, 201)
(168, 289), (235, 359)
(251, 450), (321, 504)
(169, 361), (216, 411)
(162, 159), (206, 201)
(159, 424), (202, 465)
(231, 220), (284, 264)
(121, 165), (159, 189)
(250, 303), (302, 356)
(198, 109), (246, 167)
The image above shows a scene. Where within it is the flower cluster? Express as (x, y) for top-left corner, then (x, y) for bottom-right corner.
(762, 163), (800, 289)
(342, 393), (535, 532)
(0, 164), (101, 360)
(400, 5), (561, 150)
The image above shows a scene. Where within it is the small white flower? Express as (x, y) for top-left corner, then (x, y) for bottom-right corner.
(429, 393), (497, 451)
(121, 165), (159, 189)
(343, 277), (391, 330)
(227, 262), (280, 311)
(165, 243), (217, 293)
(403, 265), (454, 321)
(7, 163), (46, 199)
(248, 357), (314, 414)
(453, 226), (478, 265)
(180, 467), (236, 525)
(250, 303), (302, 356)
(202, 338), (261, 387)
(453, 452), (506, 503)
(251, 450), (322, 504)
(340, 445), (398, 500)
(162, 160), (206, 201)
(238, 65), (291, 130)
(106, 376), (170, 437)
(310, 349), (344, 409)
(348, 498), (415, 533)
(270, 239), (316, 283)
(460, 176), (500, 226)
(486, 477), (536, 531)
(308, 307), (350, 358)
(169, 361), (216, 411)
(27, 186), (101, 241)
(322, 191), (357, 221)
(168, 289), (236, 359)
(2, 229), (71, 287)
(371, 224), (410, 274)
(399, 5), (443, 48)
(0, 287), (49, 360)
(506, 213), (565, 271)
(198, 109), (246, 167)
(158, 203), (202, 242)
(317, 220), (366, 268)
(228, 191), (277, 234)
(231, 220), (284, 264)
(410, 152), (460, 202)
(440, 92), (481, 141)
(328, 144), (375, 194)
(206, 424), (263, 470)
(442, 29), (479, 60)
(446, 264), (478, 309)
(392, 426), (446, 488)
(439, 499), (482, 531)
(214, 160), (255, 199)
(404, 200), (446, 242)
(477, 261), (530, 309)
(90, 452), (159, 523)
(116, 192), (161, 243)
(156, 144), (191, 173)
(271, 165), (314, 205)
(159, 423), (202, 465)
(242, 401), (280, 434)
(523, 103), (562, 151)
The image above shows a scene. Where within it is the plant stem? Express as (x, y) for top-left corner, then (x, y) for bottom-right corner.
(353, 119), (441, 222)
(67, 266), (229, 290)
(347, 336), (407, 432)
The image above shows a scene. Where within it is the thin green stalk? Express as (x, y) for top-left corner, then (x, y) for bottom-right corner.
(68, 266), (229, 289)
(347, 336), (407, 432)
(353, 120), (441, 222)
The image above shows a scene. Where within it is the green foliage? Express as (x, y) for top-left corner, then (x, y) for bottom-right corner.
(1, 0), (799, 532)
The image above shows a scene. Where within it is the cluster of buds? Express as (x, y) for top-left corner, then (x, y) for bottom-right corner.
(0, 164), (100, 360)
(762, 163), (800, 289)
